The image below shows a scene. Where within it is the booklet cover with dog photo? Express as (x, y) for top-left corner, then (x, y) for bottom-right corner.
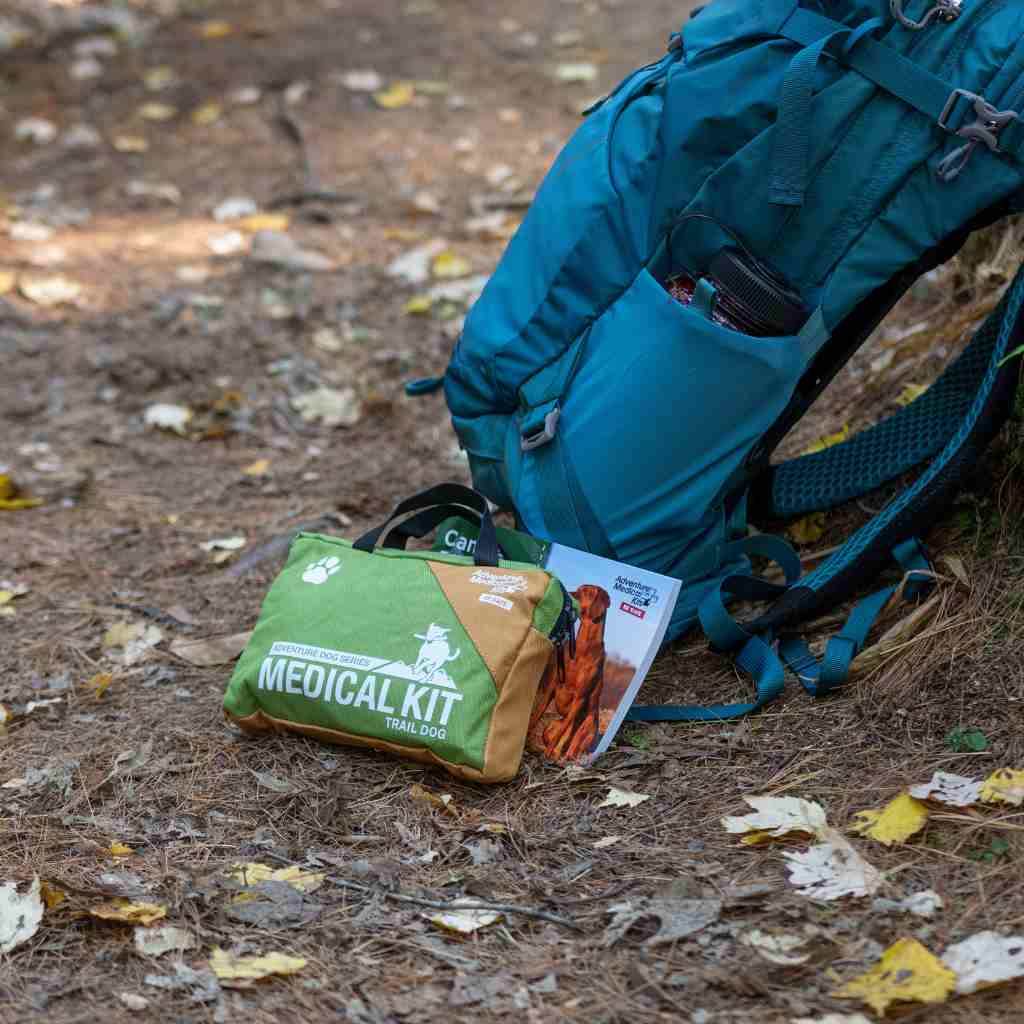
(434, 518), (681, 764)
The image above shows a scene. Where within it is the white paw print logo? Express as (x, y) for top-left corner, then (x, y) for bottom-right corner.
(302, 556), (341, 585)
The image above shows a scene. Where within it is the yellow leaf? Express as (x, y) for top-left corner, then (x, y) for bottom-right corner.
(90, 900), (167, 926)
(139, 102), (177, 122)
(374, 82), (415, 109)
(0, 592), (12, 606)
(109, 842), (133, 857)
(237, 213), (290, 232)
(788, 512), (826, 545)
(409, 784), (458, 816)
(19, 275), (83, 307)
(849, 793), (929, 846)
(200, 20), (234, 39)
(0, 473), (42, 511)
(227, 863), (324, 895)
(114, 135), (149, 153)
(192, 101), (223, 126)
(833, 938), (956, 1015)
(803, 424), (850, 455)
(980, 768), (1024, 807)
(40, 882), (65, 910)
(432, 250), (471, 279)
(143, 66), (176, 91)
(209, 948), (306, 986)
(404, 294), (433, 315)
(89, 672), (114, 699)
(897, 383), (928, 407)
(383, 227), (426, 242)
(0, 271), (15, 294)
(242, 459), (270, 477)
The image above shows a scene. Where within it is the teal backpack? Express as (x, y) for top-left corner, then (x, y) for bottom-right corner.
(432, 0), (1024, 720)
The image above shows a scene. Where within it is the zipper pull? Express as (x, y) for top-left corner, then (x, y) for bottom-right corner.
(891, 0), (963, 31)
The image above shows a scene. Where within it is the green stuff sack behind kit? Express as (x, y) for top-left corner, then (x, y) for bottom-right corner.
(223, 485), (576, 783)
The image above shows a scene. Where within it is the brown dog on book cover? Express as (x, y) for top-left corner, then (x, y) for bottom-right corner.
(528, 584), (610, 762)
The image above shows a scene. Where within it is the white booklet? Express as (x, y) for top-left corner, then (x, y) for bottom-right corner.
(529, 542), (681, 763)
(435, 519), (681, 764)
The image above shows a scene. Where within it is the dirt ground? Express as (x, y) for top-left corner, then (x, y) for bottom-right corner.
(4, 1), (1024, 1022)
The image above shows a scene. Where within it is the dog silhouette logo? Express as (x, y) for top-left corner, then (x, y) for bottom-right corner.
(411, 624), (461, 684)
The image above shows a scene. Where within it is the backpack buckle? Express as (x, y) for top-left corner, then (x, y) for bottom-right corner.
(520, 406), (561, 452)
(936, 90), (1020, 183)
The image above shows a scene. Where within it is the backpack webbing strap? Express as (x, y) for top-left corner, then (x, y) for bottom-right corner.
(626, 536), (799, 722)
(778, 538), (933, 693)
(775, 8), (1024, 193)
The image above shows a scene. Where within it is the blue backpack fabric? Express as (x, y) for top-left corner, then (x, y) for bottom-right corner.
(439, 0), (1024, 720)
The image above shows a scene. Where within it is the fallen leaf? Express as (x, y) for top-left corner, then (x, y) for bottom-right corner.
(0, 271), (15, 294)
(404, 294), (433, 315)
(113, 135), (149, 153)
(0, 877), (43, 953)
(803, 424), (850, 455)
(741, 928), (813, 966)
(375, 82), (415, 109)
(432, 250), (471, 279)
(144, 403), (192, 435)
(119, 993), (149, 1011)
(850, 793), (929, 846)
(237, 213), (290, 233)
(109, 842), (133, 857)
(89, 672), (113, 699)
(292, 387), (361, 428)
(125, 180), (181, 205)
(409, 784), (457, 815)
(941, 931), (1024, 995)
(242, 459), (270, 477)
(594, 836), (622, 849)
(169, 631), (252, 667)
(896, 383), (928, 406)
(40, 882), (66, 910)
(249, 230), (332, 270)
(599, 787), (650, 809)
(209, 948), (305, 986)
(134, 924), (197, 958)
(872, 890), (944, 918)
(908, 771), (983, 807)
(604, 897), (720, 947)
(555, 62), (598, 83)
(250, 770), (297, 794)
(199, 536), (246, 553)
(228, 863), (324, 894)
(427, 901), (503, 934)
(90, 899), (167, 926)
(209, 230), (247, 256)
(19, 275), (83, 307)
(722, 795), (828, 845)
(143, 66), (177, 91)
(14, 118), (57, 144)
(102, 622), (164, 666)
(339, 69), (383, 92)
(192, 101), (223, 126)
(788, 513), (827, 545)
(0, 474), (42, 511)
(200, 20), (234, 39)
(784, 831), (882, 900)
(139, 102), (177, 122)
(980, 768), (1024, 807)
(833, 937), (955, 1015)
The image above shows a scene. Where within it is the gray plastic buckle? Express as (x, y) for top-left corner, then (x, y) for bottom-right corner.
(891, 0), (961, 31)
(937, 90), (1020, 182)
(520, 407), (560, 452)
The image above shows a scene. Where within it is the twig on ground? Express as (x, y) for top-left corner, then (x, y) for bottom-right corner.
(261, 851), (583, 932)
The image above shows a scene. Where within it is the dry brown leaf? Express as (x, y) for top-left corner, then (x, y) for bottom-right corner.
(90, 899), (167, 926)
(169, 631), (252, 667)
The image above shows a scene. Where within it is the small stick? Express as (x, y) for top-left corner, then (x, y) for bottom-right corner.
(262, 852), (582, 932)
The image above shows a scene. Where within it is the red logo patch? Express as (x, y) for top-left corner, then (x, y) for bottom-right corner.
(620, 602), (646, 620)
